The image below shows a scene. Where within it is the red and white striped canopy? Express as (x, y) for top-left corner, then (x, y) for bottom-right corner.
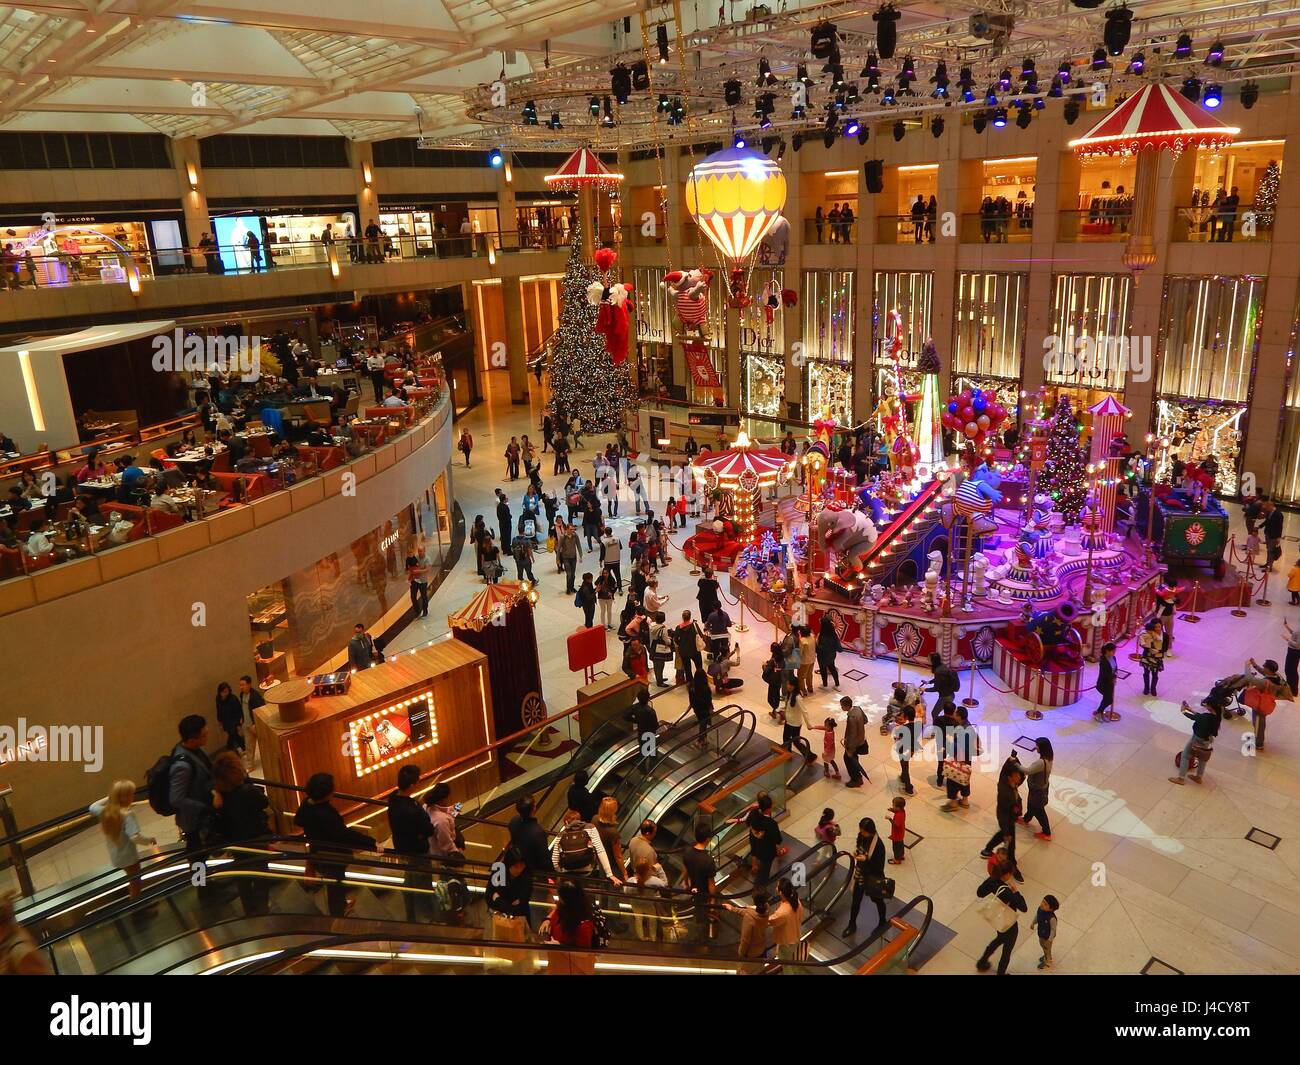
(1069, 83), (1238, 157)
(1087, 396), (1131, 418)
(544, 147), (624, 190)
(693, 441), (791, 486)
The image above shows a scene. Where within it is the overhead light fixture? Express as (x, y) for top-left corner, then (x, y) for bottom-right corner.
(985, 86), (999, 106)
(857, 128), (869, 146)
(974, 112), (988, 134)
(1020, 58), (1036, 79)
(734, 133), (746, 149)
(992, 107), (1008, 128)
(892, 119), (905, 141)
(874, 2), (900, 60)
(1104, 4), (1132, 56)
(521, 100), (538, 125)
(186, 161), (199, 190)
(792, 132), (803, 151)
(1016, 106), (1032, 129)
(1063, 97), (1080, 125)
(1091, 47), (1109, 72)
(1206, 40), (1224, 67)
(1181, 76), (1201, 101)
(811, 19), (839, 61)
(797, 64), (812, 85)
(899, 55), (916, 82)
(1058, 60), (1071, 83)
(631, 60), (649, 91)
(1128, 52), (1145, 75)
(845, 82), (860, 105)
(1048, 76), (1064, 98)
(843, 118), (860, 138)
(1240, 82), (1259, 109)
(932, 61), (949, 97)
(1202, 83), (1222, 109)
(824, 110), (838, 133)
(1174, 32), (1193, 60)
(757, 57), (777, 86)
(589, 96), (600, 117)
(610, 63), (631, 104)
(998, 68), (1012, 91)
(931, 116), (944, 138)
(657, 93), (670, 113)
(823, 131), (836, 149)
(549, 112), (563, 129)
(882, 86), (896, 105)
(656, 24), (669, 63)
(601, 95), (615, 126)
(488, 148), (504, 168)
(723, 78), (742, 106)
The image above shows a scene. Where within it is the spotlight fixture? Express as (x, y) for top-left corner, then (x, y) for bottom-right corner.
(1022, 74), (1039, 94)
(811, 19), (838, 60)
(1071, 0), (1104, 7)
(723, 78), (742, 106)
(882, 86), (896, 105)
(1058, 60), (1071, 83)
(656, 24), (670, 63)
(589, 96), (600, 117)
(548, 112), (562, 130)
(931, 61), (949, 97)
(1033, 96), (1045, 111)
(488, 148), (504, 168)
(892, 119), (905, 141)
(759, 113), (773, 130)
(985, 85), (999, 106)
(959, 65), (975, 91)
(998, 68), (1012, 91)
(1016, 106), (1031, 129)
(1048, 76), (1064, 98)
(992, 107), (1008, 128)
(761, 136), (777, 154)
(796, 64), (812, 85)
(792, 103), (806, 119)
(845, 82), (860, 105)
(833, 93), (846, 112)
(829, 63), (846, 89)
(843, 118), (861, 138)
(867, 73), (881, 94)
(610, 63), (631, 104)
(792, 132), (803, 151)
(521, 100), (537, 125)
(657, 93), (670, 112)
(733, 133), (746, 149)
(1063, 97), (1080, 124)
(1020, 57), (1036, 79)
(860, 52), (880, 79)
(1181, 76), (1201, 101)
(631, 60), (650, 91)
(1202, 83), (1222, 109)
(857, 128), (869, 146)
(899, 55), (916, 82)
(823, 131), (836, 149)
(962, 87), (974, 103)
(1104, 4), (1132, 56)
(1205, 40), (1224, 67)
(1091, 47), (1109, 72)
(1128, 52), (1145, 75)
(668, 97), (685, 125)
(602, 95), (615, 126)
(931, 116), (944, 138)
(874, 3), (900, 60)
(1174, 32), (1193, 60)
(824, 110), (839, 132)
(757, 57), (777, 86)
(973, 112), (988, 133)
(1240, 81), (1259, 109)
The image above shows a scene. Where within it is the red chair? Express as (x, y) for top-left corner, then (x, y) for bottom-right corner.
(0, 545), (23, 579)
(146, 509), (186, 534)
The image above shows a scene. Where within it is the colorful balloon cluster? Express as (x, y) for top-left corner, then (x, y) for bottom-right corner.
(941, 387), (1009, 447)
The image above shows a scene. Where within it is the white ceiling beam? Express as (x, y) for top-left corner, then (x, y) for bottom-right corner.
(77, 65), (328, 88)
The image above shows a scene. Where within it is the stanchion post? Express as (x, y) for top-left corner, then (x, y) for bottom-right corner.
(734, 593), (749, 633)
(1025, 665), (1044, 720)
(1184, 580), (1201, 622)
(962, 660), (980, 708)
(1257, 567), (1273, 607)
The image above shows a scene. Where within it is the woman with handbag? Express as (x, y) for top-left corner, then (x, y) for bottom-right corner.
(768, 877), (804, 971)
(1137, 618), (1164, 696)
(940, 706), (980, 810)
(1169, 695), (1224, 785)
(1233, 657), (1289, 750)
(844, 817), (889, 936)
(974, 861), (1027, 974)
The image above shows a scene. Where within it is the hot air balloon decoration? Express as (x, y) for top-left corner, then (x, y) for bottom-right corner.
(684, 146), (787, 306)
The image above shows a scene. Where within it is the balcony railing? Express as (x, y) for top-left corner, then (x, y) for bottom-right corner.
(1171, 202), (1270, 243)
(960, 211), (1033, 243)
(875, 214), (937, 245)
(0, 230), (565, 292)
(0, 352), (455, 584)
(803, 218), (857, 245)
(1058, 208), (1131, 242)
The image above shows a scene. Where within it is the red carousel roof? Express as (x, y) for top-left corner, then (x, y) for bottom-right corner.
(543, 147), (625, 190)
(1069, 83), (1238, 157)
(448, 581), (533, 631)
(692, 433), (791, 488)
(1087, 396), (1131, 418)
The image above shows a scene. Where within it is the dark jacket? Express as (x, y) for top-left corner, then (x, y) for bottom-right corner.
(815, 622), (843, 661)
(294, 798), (374, 878)
(168, 745), (213, 835)
(496, 501), (512, 541)
(388, 793), (434, 856)
(995, 775), (1022, 829)
(1097, 653), (1117, 695)
(1264, 509), (1284, 540)
(851, 832), (886, 882)
(215, 692), (244, 735)
(928, 665), (960, 699)
(347, 632), (378, 671)
(213, 783), (270, 843)
(508, 814), (553, 873)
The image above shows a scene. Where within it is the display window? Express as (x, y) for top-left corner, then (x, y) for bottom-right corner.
(1176, 140), (1282, 242)
(213, 210), (358, 272)
(889, 164), (938, 244)
(1046, 273), (1133, 396)
(973, 157), (1036, 243)
(1067, 155), (1136, 240)
(802, 269), (856, 423)
(0, 217), (154, 284)
(953, 271), (1027, 385)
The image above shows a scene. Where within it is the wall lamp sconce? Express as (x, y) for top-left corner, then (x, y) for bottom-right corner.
(327, 245), (341, 278)
(362, 161), (373, 187)
(186, 162), (199, 190)
(126, 260), (142, 296)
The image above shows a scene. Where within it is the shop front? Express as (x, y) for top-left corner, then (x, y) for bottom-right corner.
(209, 200), (360, 272)
(1065, 154), (1136, 241)
(1173, 140), (1283, 243)
(632, 265), (674, 397)
(886, 164), (939, 244)
(872, 270), (932, 405)
(376, 196), (490, 257)
(952, 271), (1027, 422)
(802, 269), (856, 424)
(966, 157), (1036, 243)
(740, 266), (786, 419)
(515, 194), (576, 249)
(0, 202), (186, 283)
(1045, 272), (1134, 417)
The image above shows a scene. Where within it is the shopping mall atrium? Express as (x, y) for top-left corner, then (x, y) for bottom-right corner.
(0, 0), (1297, 996)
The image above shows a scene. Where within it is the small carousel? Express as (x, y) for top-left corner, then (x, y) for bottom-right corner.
(682, 431), (793, 569)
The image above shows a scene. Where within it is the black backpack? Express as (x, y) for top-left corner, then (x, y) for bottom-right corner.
(146, 750), (183, 816)
(558, 821), (596, 871)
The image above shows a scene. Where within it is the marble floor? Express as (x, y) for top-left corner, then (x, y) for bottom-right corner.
(18, 373), (1300, 975)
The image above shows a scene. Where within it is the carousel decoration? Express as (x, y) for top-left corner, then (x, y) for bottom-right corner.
(684, 146), (787, 305)
(448, 581), (545, 738)
(690, 430), (792, 550)
(1069, 83), (1239, 277)
(543, 146), (625, 191)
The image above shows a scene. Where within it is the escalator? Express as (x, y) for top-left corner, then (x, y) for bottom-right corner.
(28, 836), (915, 975)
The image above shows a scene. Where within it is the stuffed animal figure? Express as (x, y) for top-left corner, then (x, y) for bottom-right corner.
(662, 268), (712, 337)
(816, 506), (878, 569)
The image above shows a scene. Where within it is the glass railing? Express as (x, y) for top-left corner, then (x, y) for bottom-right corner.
(0, 231), (565, 293)
(0, 372), (452, 583)
(1058, 208), (1130, 242)
(1171, 202), (1270, 243)
(875, 214), (938, 244)
(960, 211), (1033, 243)
(803, 218), (857, 245)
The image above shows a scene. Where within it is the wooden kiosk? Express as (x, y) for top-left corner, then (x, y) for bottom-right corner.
(254, 640), (497, 831)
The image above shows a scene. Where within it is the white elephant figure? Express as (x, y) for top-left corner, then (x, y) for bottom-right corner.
(816, 507), (878, 570)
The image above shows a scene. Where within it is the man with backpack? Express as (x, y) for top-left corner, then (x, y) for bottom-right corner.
(510, 531), (537, 584)
(550, 807), (618, 881)
(153, 714), (214, 854)
(388, 763), (434, 921)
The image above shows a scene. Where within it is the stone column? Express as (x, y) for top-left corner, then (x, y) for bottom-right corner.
(172, 137), (211, 270)
(502, 277), (530, 405)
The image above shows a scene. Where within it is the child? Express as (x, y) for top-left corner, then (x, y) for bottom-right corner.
(986, 841), (1008, 878)
(881, 682), (920, 735)
(815, 808), (841, 846)
(1289, 558), (1300, 605)
(1036, 894), (1060, 969)
(806, 715), (840, 778)
(887, 796), (907, 864)
(676, 495), (688, 528)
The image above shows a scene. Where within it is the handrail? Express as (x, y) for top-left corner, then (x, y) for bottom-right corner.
(854, 894), (935, 973)
(696, 746), (794, 814)
(855, 920), (919, 974)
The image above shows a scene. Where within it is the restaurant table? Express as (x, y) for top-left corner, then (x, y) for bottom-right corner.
(170, 444), (228, 467)
(0, 498), (46, 522)
(78, 477), (120, 497)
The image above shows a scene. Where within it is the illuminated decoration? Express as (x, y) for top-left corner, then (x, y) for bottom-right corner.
(348, 691), (438, 778)
(684, 146), (787, 304)
(1255, 160), (1280, 229)
(447, 581), (538, 631)
(546, 222), (637, 434)
(692, 431), (791, 545)
(1041, 394), (1088, 522)
(915, 338), (945, 475)
(1086, 395), (1132, 533)
(1154, 398), (1245, 495)
(543, 147), (624, 191)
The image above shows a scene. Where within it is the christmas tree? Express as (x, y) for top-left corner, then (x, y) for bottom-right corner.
(1041, 394), (1087, 522)
(546, 224), (638, 434)
(1255, 160), (1280, 229)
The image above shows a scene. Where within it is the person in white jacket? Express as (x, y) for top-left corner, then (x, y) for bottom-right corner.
(89, 780), (156, 898)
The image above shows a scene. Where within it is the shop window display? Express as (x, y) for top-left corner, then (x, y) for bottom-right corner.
(873, 271), (931, 405)
(1154, 398), (1246, 495)
(969, 158), (1035, 243)
(1047, 273), (1133, 395)
(1176, 142), (1283, 242)
(1156, 276), (1264, 406)
(803, 269), (856, 422)
(1066, 155), (1136, 241)
(953, 271), (1027, 385)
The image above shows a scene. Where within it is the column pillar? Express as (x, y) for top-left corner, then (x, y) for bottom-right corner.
(664, 148), (689, 392)
(502, 277), (530, 405)
(852, 160), (876, 424)
(497, 157), (518, 249)
(352, 141), (378, 250)
(172, 137), (210, 269)
(781, 154), (804, 419)
(932, 152), (961, 401)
